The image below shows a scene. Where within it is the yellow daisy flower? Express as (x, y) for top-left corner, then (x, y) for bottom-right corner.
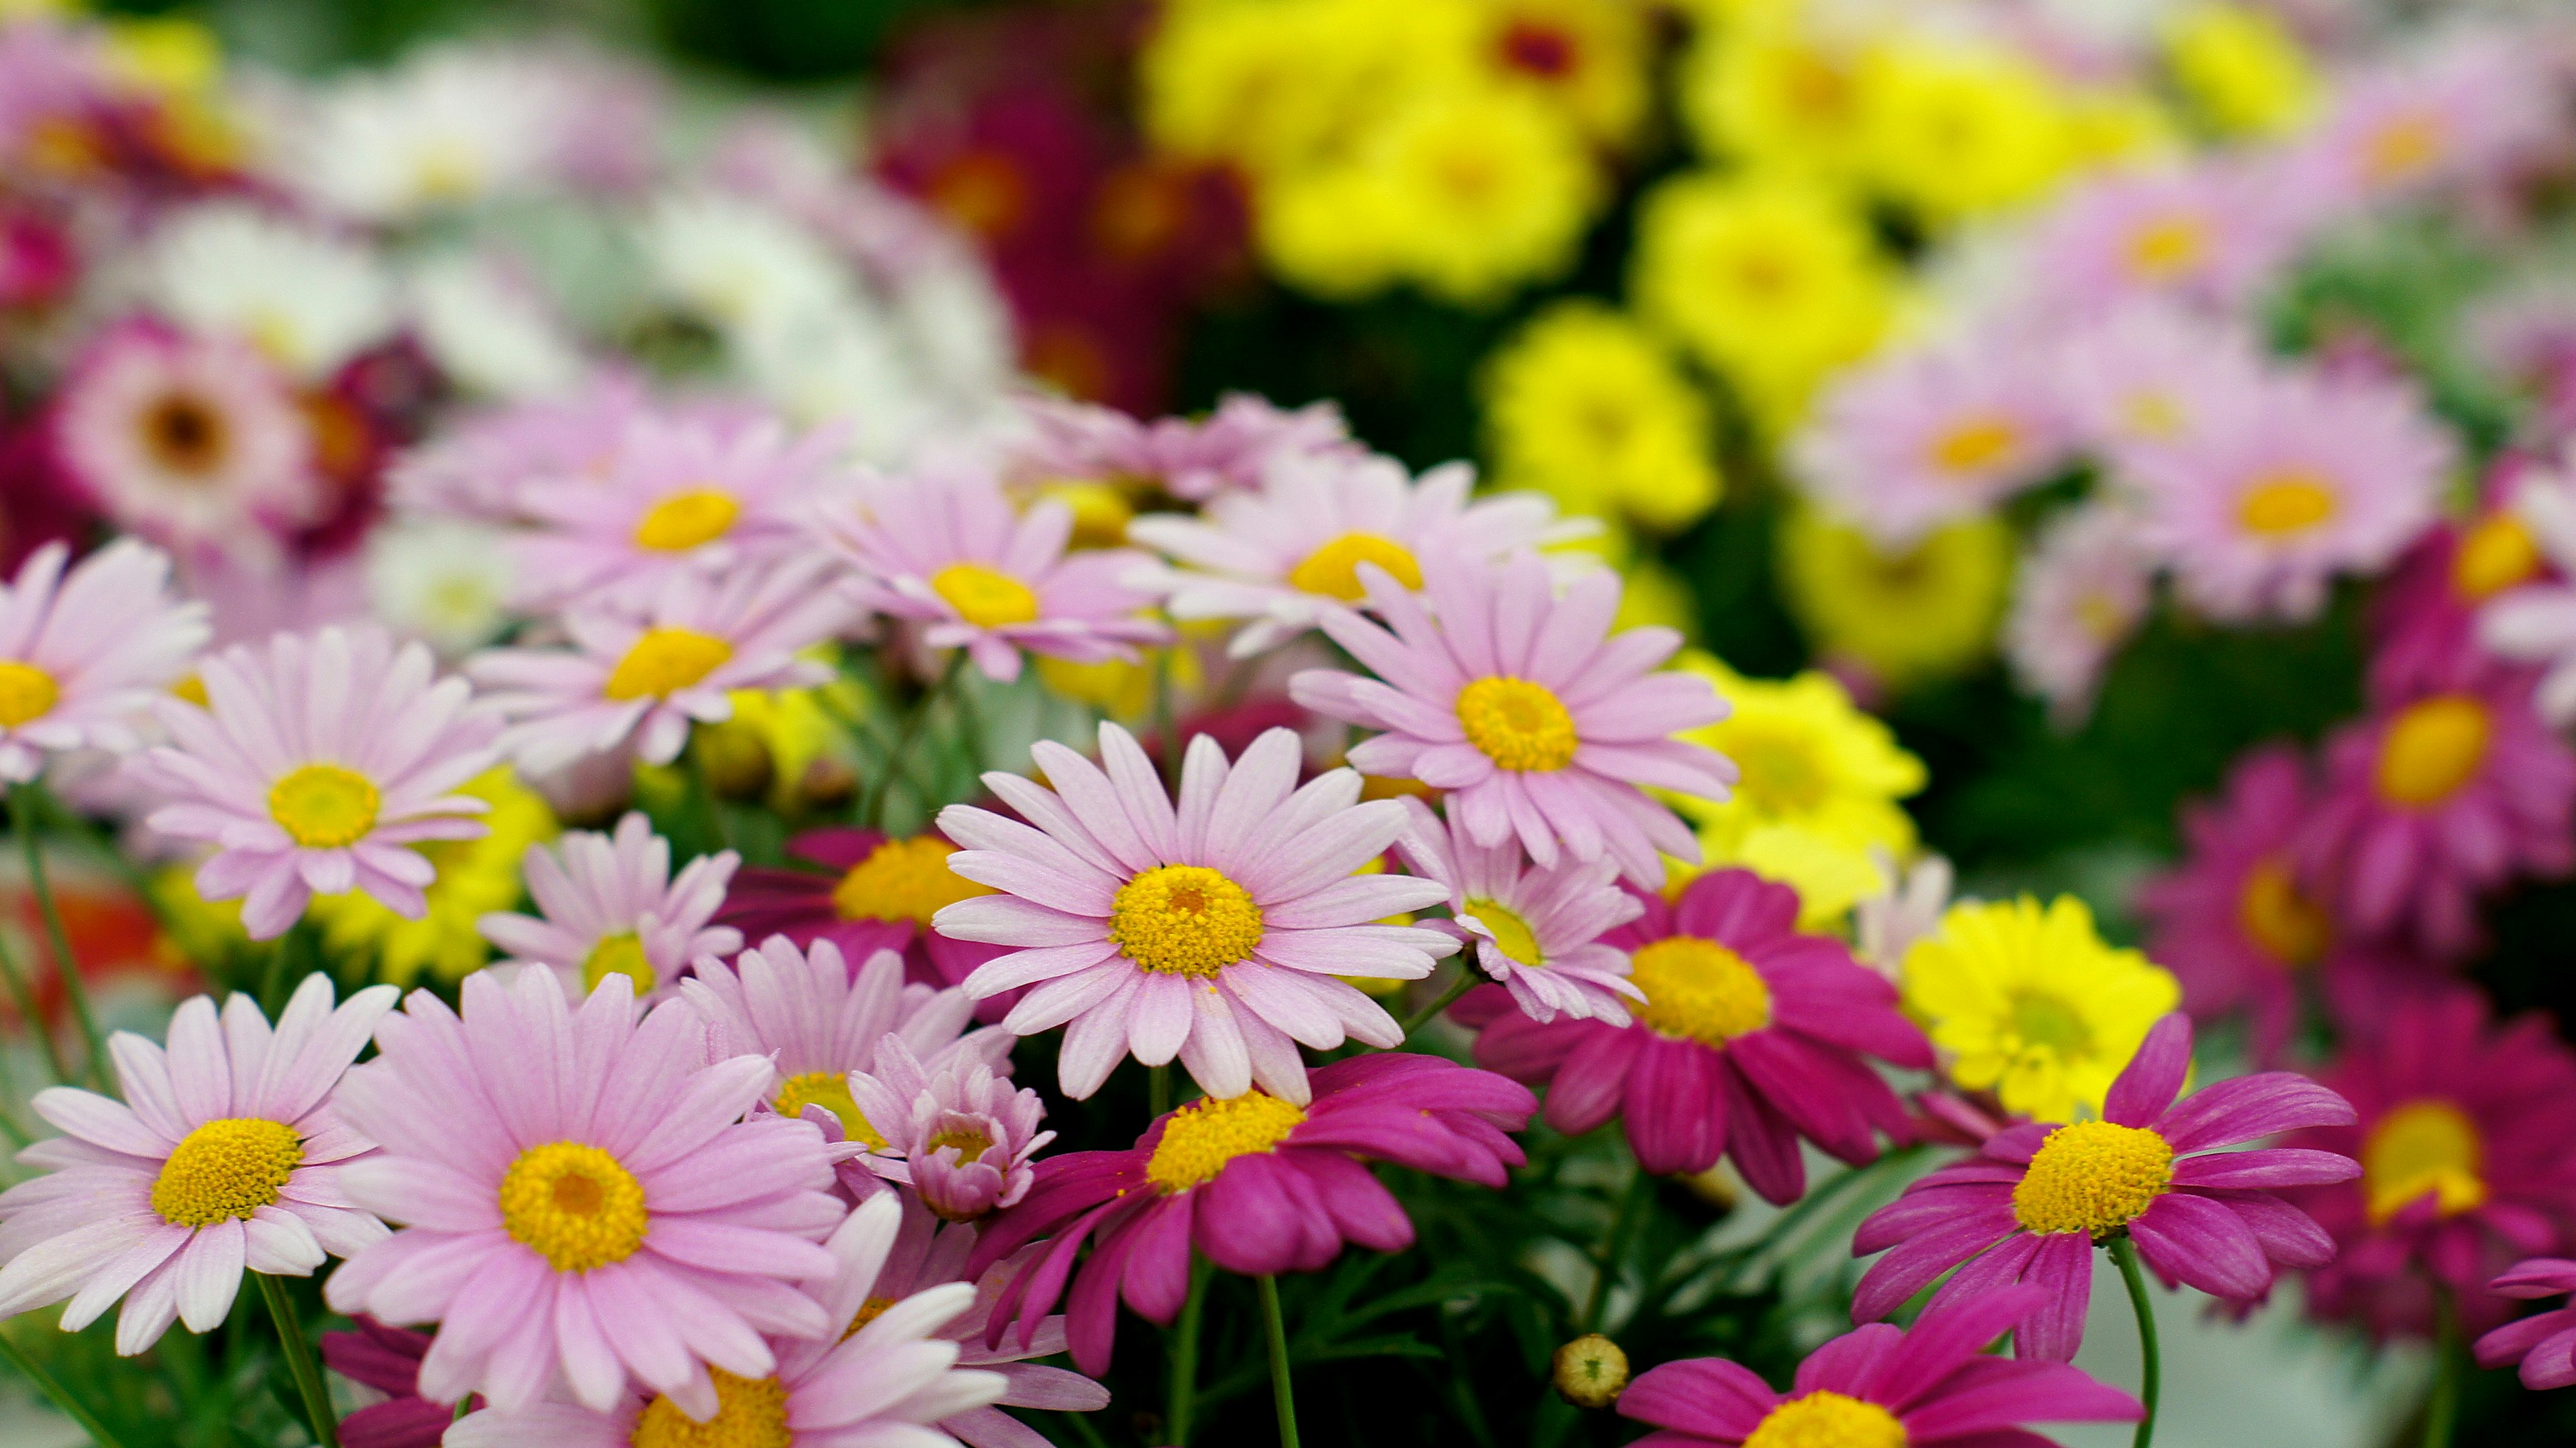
(308, 767), (559, 986)
(1373, 83), (1599, 305)
(2163, 3), (2322, 141)
(1466, 0), (1652, 150)
(1140, 0), (1465, 180)
(1482, 301), (1722, 534)
(1776, 506), (2010, 687)
(1678, 17), (1874, 180)
(1859, 41), (2073, 222)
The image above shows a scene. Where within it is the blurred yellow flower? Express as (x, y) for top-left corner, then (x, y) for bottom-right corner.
(1613, 556), (1701, 641)
(1467, 0), (1651, 149)
(2163, 3), (2322, 140)
(1373, 85), (1598, 305)
(308, 768), (559, 986)
(1777, 507), (2009, 686)
(1860, 42), (2072, 221)
(1257, 163), (1410, 299)
(1483, 301), (1721, 534)
(1141, 0), (1461, 179)
(1679, 19), (1874, 179)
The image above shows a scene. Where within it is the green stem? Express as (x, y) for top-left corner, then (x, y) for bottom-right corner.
(1257, 1275), (1299, 1448)
(1582, 1165), (1654, 1332)
(15, 786), (105, 1092)
(258, 1273), (339, 1448)
(1397, 970), (1479, 1042)
(1149, 1063), (1171, 1119)
(1166, 1255), (1212, 1445)
(2425, 1284), (2461, 1448)
(859, 654), (963, 829)
(2109, 1237), (2159, 1448)
(0, 1328), (132, 1448)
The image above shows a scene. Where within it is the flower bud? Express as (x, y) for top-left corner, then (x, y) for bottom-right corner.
(1552, 1333), (1629, 1408)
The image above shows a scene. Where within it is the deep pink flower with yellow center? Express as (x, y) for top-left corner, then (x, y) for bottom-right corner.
(2476, 1257), (2576, 1390)
(716, 826), (1004, 996)
(1851, 1015), (2357, 1360)
(964, 1052), (1534, 1375)
(1457, 869), (1930, 1204)
(1617, 1285), (2141, 1448)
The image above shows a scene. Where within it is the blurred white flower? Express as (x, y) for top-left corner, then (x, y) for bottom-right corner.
(407, 252), (586, 400)
(142, 201), (396, 380)
(284, 48), (558, 224)
(364, 518), (517, 657)
(1854, 849), (1954, 981)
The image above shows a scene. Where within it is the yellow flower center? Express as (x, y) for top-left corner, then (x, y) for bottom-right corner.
(1032, 480), (1134, 550)
(605, 627), (733, 703)
(268, 764), (381, 849)
(2011, 1119), (2176, 1238)
(2237, 856), (2328, 968)
(1463, 896), (1544, 967)
(1144, 1091), (1307, 1194)
(1728, 725), (1829, 814)
(2364, 111), (2445, 184)
(2453, 513), (2543, 601)
(498, 1141), (649, 1274)
(1456, 676), (1580, 773)
(926, 1124), (995, 1160)
(930, 563), (1041, 629)
(773, 1070), (885, 1149)
(1741, 1390), (1908, 1448)
(2362, 1098), (2488, 1224)
(0, 662), (58, 727)
(582, 933), (656, 995)
(2127, 214), (2209, 279)
(2006, 988), (2094, 1055)
(1631, 936), (1772, 1048)
(2235, 470), (2339, 537)
(2375, 694), (2490, 809)
(841, 1296), (898, 1341)
(150, 1118), (303, 1227)
(633, 489), (742, 552)
(2121, 391), (2186, 440)
(831, 835), (990, 927)
(1110, 864), (1265, 977)
(629, 1367), (791, 1448)
(1286, 531), (1424, 602)
(1929, 415), (2020, 476)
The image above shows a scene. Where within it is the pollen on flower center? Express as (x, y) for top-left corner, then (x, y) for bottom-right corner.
(0, 661), (59, 727)
(2237, 856), (2328, 968)
(142, 393), (228, 476)
(775, 1070), (886, 1149)
(930, 562), (1041, 629)
(1456, 676), (1579, 773)
(2454, 512), (2542, 601)
(1110, 864), (1265, 977)
(150, 1118), (303, 1227)
(268, 764), (381, 849)
(833, 835), (990, 927)
(2375, 694), (2490, 809)
(926, 1124), (995, 1160)
(1287, 531), (1424, 602)
(2127, 214), (2208, 278)
(605, 627), (733, 702)
(633, 488), (742, 552)
(582, 933), (655, 995)
(2361, 1098), (2488, 1224)
(629, 1367), (791, 1448)
(2365, 111), (2445, 183)
(1929, 415), (2020, 475)
(1741, 1390), (1907, 1448)
(1631, 937), (1772, 1048)
(1462, 896), (1544, 967)
(2235, 470), (2339, 537)
(2006, 988), (2094, 1055)
(2011, 1119), (2175, 1238)
(840, 1296), (898, 1341)
(1144, 1091), (1308, 1194)
(498, 1140), (649, 1274)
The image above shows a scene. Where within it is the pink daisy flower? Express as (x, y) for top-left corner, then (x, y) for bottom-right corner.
(816, 461), (1163, 684)
(54, 320), (319, 558)
(0, 974), (396, 1353)
(2004, 501), (2156, 727)
(2297, 654), (2575, 958)
(715, 827), (1005, 996)
(1851, 1015), (2357, 1359)
(0, 538), (209, 782)
(129, 625), (502, 940)
(1456, 869), (1930, 1202)
(388, 377), (650, 525)
(2477, 1258), (2576, 1390)
(2478, 452), (2576, 723)
(478, 811), (742, 1002)
(1129, 450), (1572, 657)
(467, 556), (847, 774)
(932, 723), (1458, 1103)
(323, 970), (847, 1416)
(846, 1037), (1053, 1223)
(2297, 32), (2559, 211)
(1617, 1285), (2142, 1447)
(966, 1052), (1535, 1374)
(2054, 302), (2271, 456)
(439, 1190), (1008, 1448)
(2127, 367), (2451, 622)
(1011, 391), (1355, 503)
(1396, 795), (1642, 1025)
(2024, 161), (2298, 317)
(1290, 552), (1733, 887)
(1794, 332), (2072, 548)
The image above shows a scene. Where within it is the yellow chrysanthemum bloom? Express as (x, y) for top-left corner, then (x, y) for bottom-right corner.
(1777, 507), (2010, 687)
(1256, 163), (1411, 300)
(2163, 3), (2322, 140)
(1483, 301), (1721, 534)
(308, 768), (558, 986)
(1373, 85), (1599, 305)
(1468, 0), (1650, 149)
(101, 17), (223, 95)
(1141, 0), (1466, 179)
(1859, 42), (2072, 221)
(1678, 19), (1875, 180)
(1902, 895), (2182, 1123)
(1037, 641), (1210, 724)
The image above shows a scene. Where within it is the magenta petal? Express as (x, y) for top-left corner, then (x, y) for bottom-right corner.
(2008, 1232), (2094, 1363)
(2170, 1148), (2357, 1190)
(2196, 1189), (2337, 1268)
(2104, 1015), (2192, 1127)
(1870, 1284), (2049, 1410)
(1539, 1025), (1634, 1135)
(1850, 1212), (2018, 1325)
(1117, 1192), (1196, 1324)
(1792, 1321), (1902, 1397)
(2475, 1307), (2576, 1369)
(1617, 1358), (1778, 1437)
(1624, 1035), (1724, 1176)
(1897, 1359), (2143, 1437)
(2129, 1192), (2269, 1300)
(2493, 1258), (2576, 1298)
(2153, 1072), (2356, 1151)
(1194, 1155), (1310, 1278)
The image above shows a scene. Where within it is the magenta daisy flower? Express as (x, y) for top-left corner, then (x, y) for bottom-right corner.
(1012, 391), (1354, 503)
(478, 813), (741, 1002)
(816, 462), (1163, 684)
(715, 827), (1004, 995)
(322, 1316), (454, 1448)
(846, 1037), (1053, 1223)
(439, 1190), (1008, 1448)
(966, 1052), (1535, 1374)
(1458, 869), (1930, 1203)
(2004, 501), (2156, 727)
(1851, 1014), (2357, 1359)
(1397, 795), (1642, 1025)
(0, 538), (209, 782)
(933, 723), (1458, 1103)
(467, 556), (846, 773)
(1794, 331), (2071, 548)
(324, 970), (847, 1415)
(1289, 552), (1733, 887)
(0, 974), (396, 1353)
(2379, 471), (2554, 699)
(129, 625), (502, 940)
(2477, 1258), (2576, 1389)
(1618, 1284), (2141, 1447)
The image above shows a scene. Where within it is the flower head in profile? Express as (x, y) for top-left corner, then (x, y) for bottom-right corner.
(715, 827), (1000, 996)
(388, 378), (649, 525)
(324, 970), (847, 1416)
(934, 723), (1458, 1103)
(1291, 552), (1733, 887)
(1795, 333), (2070, 548)
(846, 1037), (1052, 1223)
(1852, 1015), (2357, 1358)
(0, 976), (396, 1353)
(1900, 894), (2182, 1123)
(968, 1053), (1535, 1374)
(2476, 1259), (2576, 1390)
(131, 626), (501, 940)
(0, 539), (207, 782)
(1012, 391), (1353, 506)
(1460, 870), (1929, 1203)
(1397, 796), (1642, 1026)
(478, 812), (740, 1002)
(2004, 501), (2158, 729)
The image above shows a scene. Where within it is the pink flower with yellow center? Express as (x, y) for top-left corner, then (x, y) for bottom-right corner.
(2004, 500), (2156, 728)
(0, 538), (208, 782)
(477, 812), (741, 1002)
(387, 376), (651, 525)
(2026, 162), (2296, 317)
(1011, 391), (1354, 505)
(2377, 462), (2555, 698)
(845, 1037), (1053, 1223)
(1794, 332), (2071, 548)
(1397, 796), (1642, 1026)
